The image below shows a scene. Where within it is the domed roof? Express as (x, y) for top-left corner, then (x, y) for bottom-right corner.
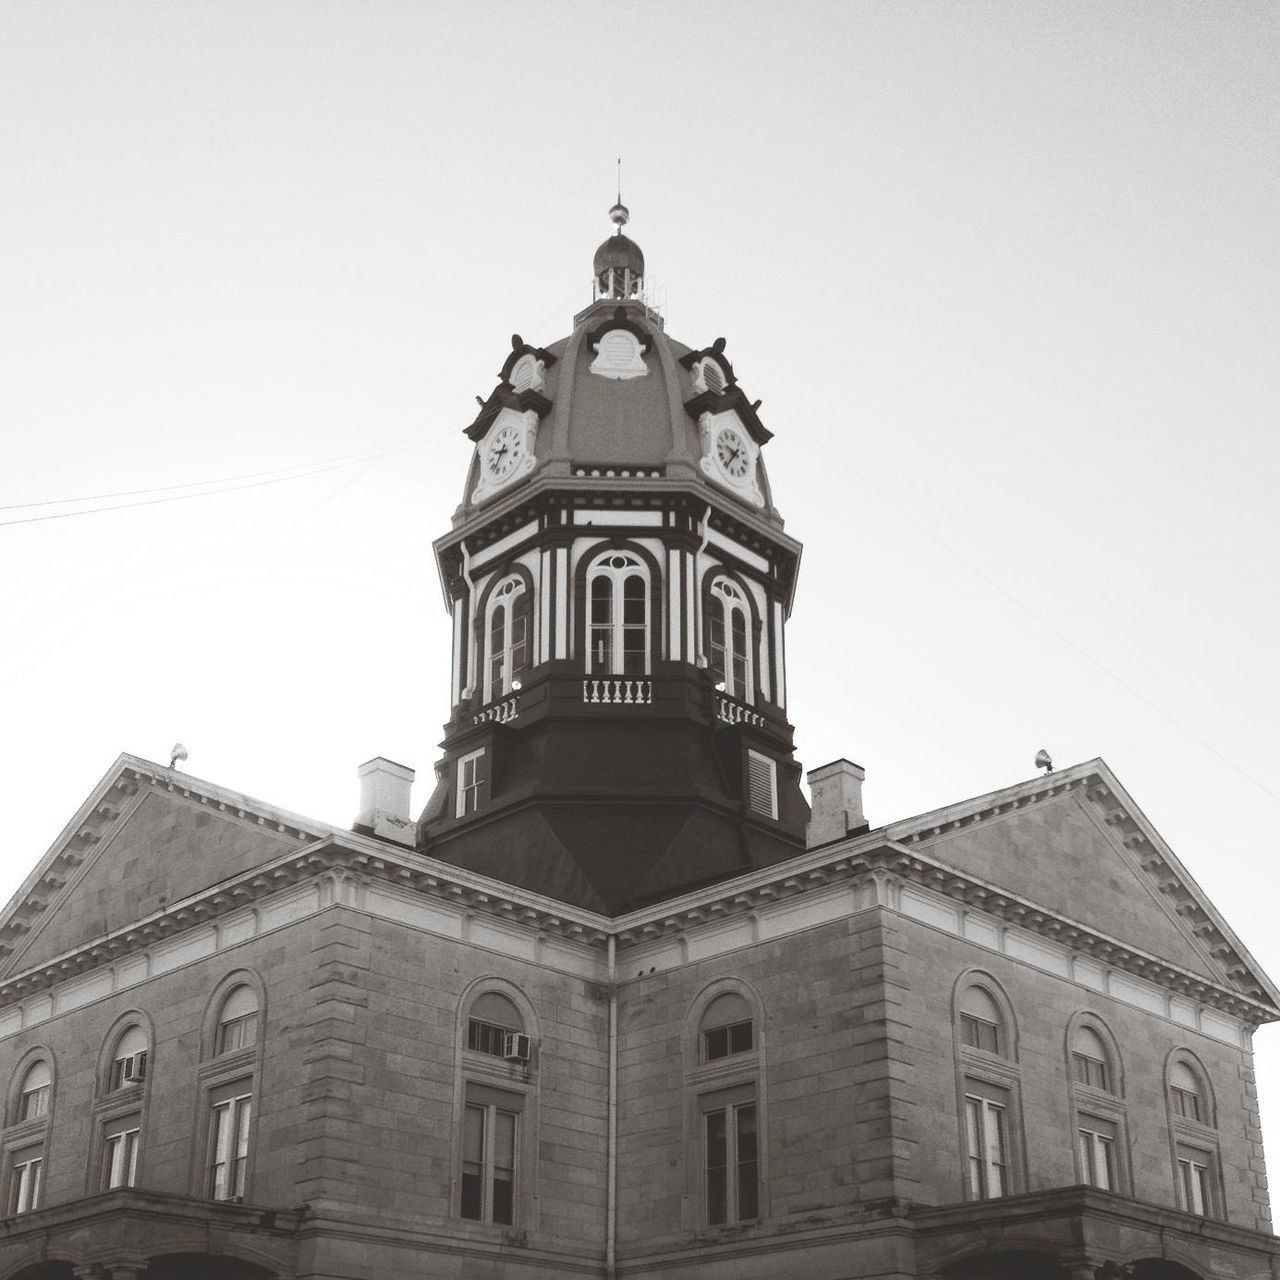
(593, 231), (645, 279)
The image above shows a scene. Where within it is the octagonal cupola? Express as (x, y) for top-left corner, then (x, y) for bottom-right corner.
(592, 200), (645, 300)
(419, 207), (810, 915)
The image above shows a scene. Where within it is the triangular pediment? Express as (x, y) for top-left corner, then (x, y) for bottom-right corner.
(0, 755), (328, 979)
(887, 760), (1279, 1008)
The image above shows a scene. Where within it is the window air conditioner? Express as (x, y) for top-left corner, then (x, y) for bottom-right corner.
(502, 1032), (532, 1064)
(121, 1052), (147, 1084)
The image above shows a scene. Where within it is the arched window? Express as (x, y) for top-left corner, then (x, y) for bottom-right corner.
(201, 975), (264, 1204)
(959, 985), (1005, 1057)
(458, 986), (537, 1228)
(954, 976), (1021, 1202)
(483, 574), (531, 704)
(216, 985), (259, 1056)
(1166, 1054), (1218, 1217)
(702, 992), (754, 1062)
(6, 1056), (53, 1214)
(17, 1062), (51, 1122)
(687, 982), (764, 1228)
(1067, 1017), (1126, 1193)
(586, 552), (650, 675)
(1169, 1059), (1207, 1123)
(109, 1025), (149, 1091)
(707, 577), (753, 702)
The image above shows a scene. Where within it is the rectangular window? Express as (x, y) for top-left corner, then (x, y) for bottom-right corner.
(961, 1014), (1001, 1055)
(467, 1018), (515, 1057)
(8, 1147), (42, 1214)
(701, 1087), (759, 1225)
(460, 1085), (523, 1226)
(1077, 1116), (1116, 1191)
(19, 1086), (49, 1122)
(217, 1015), (257, 1056)
(1071, 1052), (1109, 1091)
(209, 1083), (252, 1201)
(704, 1020), (754, 1061)
(746, 751), (777, 820)
(456, 749), (484, 819)
(1175, 1145), (1213, 1216)
(104, 1116), (142, 1189)
(964, 1085), (1010, 1199)
(1170, 1086), (1202, 1123)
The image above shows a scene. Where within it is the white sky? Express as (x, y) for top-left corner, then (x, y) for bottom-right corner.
(2, 0), (1278, 1194)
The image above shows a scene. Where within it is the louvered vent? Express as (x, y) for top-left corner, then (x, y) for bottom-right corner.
(702, 358), (725, 394)
(746, 750), (777, 819)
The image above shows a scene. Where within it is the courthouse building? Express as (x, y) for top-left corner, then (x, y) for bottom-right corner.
(1, 209), (1278, 1280)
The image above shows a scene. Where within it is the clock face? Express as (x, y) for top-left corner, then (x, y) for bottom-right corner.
(485, 422), (525, 481)
(715, 427), (751, 482)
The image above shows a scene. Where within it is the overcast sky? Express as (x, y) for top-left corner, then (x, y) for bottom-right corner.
(2, 0), (1278, 1186)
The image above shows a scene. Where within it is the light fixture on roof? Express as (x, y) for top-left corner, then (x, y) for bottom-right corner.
(170, 743), (189, 770)
(1034, 748), (1053, 774)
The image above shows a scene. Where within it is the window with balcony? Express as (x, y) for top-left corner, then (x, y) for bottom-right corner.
(585, 551), (650, 675)
(707, 576), (754, 703)
(483, 574), (531, 704)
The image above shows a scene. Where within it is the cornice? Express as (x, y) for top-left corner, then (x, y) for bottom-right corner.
(3, 759), (1272, 1034)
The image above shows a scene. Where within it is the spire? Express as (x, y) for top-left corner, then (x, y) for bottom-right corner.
(609, 157), (629, 233)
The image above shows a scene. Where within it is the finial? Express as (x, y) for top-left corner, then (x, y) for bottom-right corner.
(609, 157), (629, 233)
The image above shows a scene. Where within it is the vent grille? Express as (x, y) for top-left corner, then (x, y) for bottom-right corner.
(746, 751), (777, 820)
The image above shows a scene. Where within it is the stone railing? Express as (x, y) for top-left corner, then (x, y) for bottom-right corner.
(474, 696), (519, 726)
(716, 694), (766, 728)
(583, 679), (653, 705)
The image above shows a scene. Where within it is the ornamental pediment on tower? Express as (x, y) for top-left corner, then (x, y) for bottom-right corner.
(587, 307), (653, 380)
(681, 339), (772, 445)
(464, 334), (556, 443)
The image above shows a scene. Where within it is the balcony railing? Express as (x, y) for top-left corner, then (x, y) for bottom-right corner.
(716, 694), (766, 728)
(583, 679), (653, 705)
(474, 695), (519, 726)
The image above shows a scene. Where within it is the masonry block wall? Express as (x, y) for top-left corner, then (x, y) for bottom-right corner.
(0, 901), (611, 1265)
(887, 913), (1270, 1229)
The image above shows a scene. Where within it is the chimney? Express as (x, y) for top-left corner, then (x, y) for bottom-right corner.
(806, 759), (867, 847)
(355, 757), (416, 847)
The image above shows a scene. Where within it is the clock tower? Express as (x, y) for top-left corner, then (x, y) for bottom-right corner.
(417, 204), (815, 914)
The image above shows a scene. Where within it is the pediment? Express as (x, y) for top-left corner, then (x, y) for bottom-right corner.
(887, 761), (1279, 1009)
(0, 756), (326, 979)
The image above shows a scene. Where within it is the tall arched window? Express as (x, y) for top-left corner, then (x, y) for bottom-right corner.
(707, 577), (753, 702)
(200, 975), (264, 1204)
(5, 1054), (53, 1215)
(586, 552), (650, 675)
(457, 984), (538, 1230)
(96, 1020), (152, 1191)
(954, 975), (1021, 1202)
(1067, 1017), (1126, 1193)
(686, 981), (765, 1229)
(1166, 1053), (1218, 1217)
(483, 574), (531, 703)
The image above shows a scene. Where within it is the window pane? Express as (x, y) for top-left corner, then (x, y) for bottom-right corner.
(461, 1105), (484, 1220)
(510, 614), (528, 683)
(964, 1098), (984, 1198)
(492, 1110), (517, 1226)
(590, 576), (612, 624)
(736, 1104), (759, 1221)
(706, 1110), (728, 1225)
(489, 608), (505, 693)
(728, 1021), (754, 1055)
(704, 1027), (729, 1061)
(985, 1104), (1007, 1196)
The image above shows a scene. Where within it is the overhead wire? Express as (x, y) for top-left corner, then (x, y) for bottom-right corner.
(767, 396), (1280, 807)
